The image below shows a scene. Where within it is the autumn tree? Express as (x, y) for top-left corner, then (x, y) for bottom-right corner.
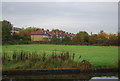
(13, 27), (41, 41)
(89, 34), (98, 45)
(108, 34), (118, 46)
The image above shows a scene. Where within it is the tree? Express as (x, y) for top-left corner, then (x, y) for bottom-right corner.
(52, 29), (60, 32)
(74, 31), (89, 44)
(89, 34), (98, 45)
(19, 30), (31, 37)
(108, 34), (118, 46)
(51, 35), (58, 43)
(62, 35), (71, 44)
(118, 33), (120, 46)
(97, 32), (109, 45)
(23, 27), (41, 32)
(16, 27), (40, 41)
(2, 20), (13, 43)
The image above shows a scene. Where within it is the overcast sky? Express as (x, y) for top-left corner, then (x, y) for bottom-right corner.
(2, 2), (118, 34)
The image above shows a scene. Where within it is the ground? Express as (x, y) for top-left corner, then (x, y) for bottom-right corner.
(2, 44), (118, 67)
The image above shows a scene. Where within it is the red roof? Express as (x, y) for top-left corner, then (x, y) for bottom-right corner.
(31, 29), (75, 36)
(31, 30), (44, 35)
(47, 31), (55, 36)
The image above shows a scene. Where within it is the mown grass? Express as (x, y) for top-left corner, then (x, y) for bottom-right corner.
(2, 44), (118, 67)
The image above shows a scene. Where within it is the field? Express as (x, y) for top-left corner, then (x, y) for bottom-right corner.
(2, 44), (118, 67)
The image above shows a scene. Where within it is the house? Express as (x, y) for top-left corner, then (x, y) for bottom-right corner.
(31, 29), (49, 41)
(31, 29), (75, 41)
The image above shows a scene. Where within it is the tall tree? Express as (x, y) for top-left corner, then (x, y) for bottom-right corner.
(2, 20), (13, 42)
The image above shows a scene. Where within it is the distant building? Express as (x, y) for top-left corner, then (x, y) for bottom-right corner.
(11, 27), (21, 35)
(31, 29), (75, 41)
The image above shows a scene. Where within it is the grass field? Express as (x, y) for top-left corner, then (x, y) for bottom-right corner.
(2, 44), (118, 67)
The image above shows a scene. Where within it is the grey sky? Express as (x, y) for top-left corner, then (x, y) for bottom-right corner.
(1, 0), (119, 2)
(2, 2), (118, 34)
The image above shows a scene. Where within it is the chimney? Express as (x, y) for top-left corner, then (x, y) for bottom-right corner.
(56, 30), (59, 34)
(60, 31), (63, 34)
(42, 29), (44, 33)
(52, 31), (55, 34)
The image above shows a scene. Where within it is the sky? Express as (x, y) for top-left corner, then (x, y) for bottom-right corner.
(1, 0), (119, 2)
(2, 2), (118, 34)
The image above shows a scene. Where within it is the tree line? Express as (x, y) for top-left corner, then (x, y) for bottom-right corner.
(1, 20), (119, 46)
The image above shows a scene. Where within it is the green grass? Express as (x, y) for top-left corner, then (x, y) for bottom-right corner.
(2, 44), (118, 67)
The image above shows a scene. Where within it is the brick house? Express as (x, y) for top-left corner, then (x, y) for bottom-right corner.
(31, 29), (49, 41)
(31, 29), (75, 41)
